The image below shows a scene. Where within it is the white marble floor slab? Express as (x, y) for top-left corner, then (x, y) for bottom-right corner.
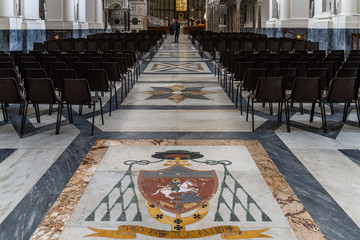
(0, 148), (65, 224)
(292, 149), (360, 227)
(144, 62), (211, 74)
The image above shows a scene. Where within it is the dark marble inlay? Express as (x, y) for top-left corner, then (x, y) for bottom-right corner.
(0, 149), (16, 164)
(339, 149), (360, 167)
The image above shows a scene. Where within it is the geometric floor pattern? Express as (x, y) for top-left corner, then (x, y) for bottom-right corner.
(0, 34), (359, 240)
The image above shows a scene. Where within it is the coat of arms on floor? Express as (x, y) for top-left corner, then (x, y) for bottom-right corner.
(85, 150), (272, 239)
(31, 141), (323, 240)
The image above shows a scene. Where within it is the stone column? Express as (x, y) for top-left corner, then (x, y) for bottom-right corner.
(213, 1), (220, 32)
(257, 3), (262, 34)
(252, 3), (256, 33)
(279, 0), (290, 19)
(235, 0), (241, 32)
(95, 0), (104, 24)
(63, 0), (75, 21)
(269, 0), (277, 19)
(0, 0), (14, 17)
(340, 0), (358, 16)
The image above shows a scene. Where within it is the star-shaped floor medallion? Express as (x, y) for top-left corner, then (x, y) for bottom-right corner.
(140, 84), (215, 103)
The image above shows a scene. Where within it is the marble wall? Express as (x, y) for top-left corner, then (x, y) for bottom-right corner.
(261, 28), (360, 55)
(0, 30), (46, 52)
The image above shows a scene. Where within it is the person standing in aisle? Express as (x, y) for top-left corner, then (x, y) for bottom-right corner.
(170, 19), (176, 43)
(175, 20), (180, 43)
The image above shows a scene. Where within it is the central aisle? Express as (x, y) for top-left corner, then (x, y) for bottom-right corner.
(93, 34), (266, 133)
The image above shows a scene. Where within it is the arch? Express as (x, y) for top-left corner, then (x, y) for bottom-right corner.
(106, 0), (127, 10)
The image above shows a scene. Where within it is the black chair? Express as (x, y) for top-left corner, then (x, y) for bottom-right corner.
(262, 61), (281, 77)
(63, 56), (81, 69)
(323, 77), (360, 127)
(54, 69), (78, 91)
(74, 62), (93, 79)
(237, 69), (267, 114)
(0, 77), (26, 133)
(86, 69), (118, 116)
(247, 77), (289, 132)
(342, 61), (360, 69)
(306, 68), (329, 91)
(0, 62), (15, 69)
(289, 62), (308, 77)
(275, 68), (297, 90)
(24, 68), (47, 92)
(87, 57), (103, 69)
(24, 78), (62, 134)
(59, 79), (104, 135)
(336, 68), (359, 79)
(287, 77), (327, 132)
(48, 62), (67, 81)
(229, 62), (255, 98)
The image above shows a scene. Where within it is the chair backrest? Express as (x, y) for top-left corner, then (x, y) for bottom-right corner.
(323, 56), (340, 70)
(63, 56), (80, 69)
(0, 62), (15, 69)
(276, 57), (293, 68)
(326, 77), (358, 102)
(85, 69), (110, 91)
(27, 78), (58, 103)
(289, 61), (308, 77)
(290, 77), (321, 102)
(0, 77), (24, 103)
(243, 69), (267, 91)
(55, 69), (78, 90)
(300, 56), (317, 68)
(275, 68), (297, 90)
(41, 56), (58, 70)
(262, 61), (281, 77)
(234, 62), (255, 81)
(316, 61), (335, 79)
(62, 79), (92, 104)
(110, 57), (127, 74)
(255, 77), (284, 102)
(305, 68), (329, 90)
(342, 61), (360, 69)
(253, 57), (269, 69)
(100, 62), (121, 82)
(25, 68), (47, 79)
(87, 57), (103, 69)
(336, 68), (359, 78)
(48, 62), (67, 80)
(75, 62), (93, 79)
(0, 56), (13, 63)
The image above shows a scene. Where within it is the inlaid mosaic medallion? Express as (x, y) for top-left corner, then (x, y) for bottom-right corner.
(31, 140), (324, 240)
(144, 62), (211, 73)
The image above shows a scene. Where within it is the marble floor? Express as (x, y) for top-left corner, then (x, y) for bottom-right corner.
(0, 34), (359, 240)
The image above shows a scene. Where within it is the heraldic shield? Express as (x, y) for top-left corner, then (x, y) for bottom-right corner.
(138, 163), (218, 214)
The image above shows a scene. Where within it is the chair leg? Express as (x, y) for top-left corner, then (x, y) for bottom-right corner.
(300, 103), (304, 115)
(278, 102), (283, 122)
(35, 104), (41, 123)
(1, 103), (8, 122)
(114, 86), (118, 109)
(355, 101), (360, 128)
(109, 89), (112, 117)
(55, 102), (62, 135)
(286, 100), (290, 132)
(100, 98), (104, 125)
(246, 95), (250, 122)
(91, 103), (96, 136)
(239, 88), (243, 115)
(342, 103), (347, 122)
(330, 102), (334, 115)
(322, 101), (328, 133)
(310, 103), (315, 122)
(67, 104), (73, 124)
(79, 105), (83, 116)
(320, 101), (327, 133)
(269, 103), (273, 115)
(20, 102), (28, 134)
(251, 99), (255, 132)
(49, 104), (53, 115)
(235, 85), (239, 108)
